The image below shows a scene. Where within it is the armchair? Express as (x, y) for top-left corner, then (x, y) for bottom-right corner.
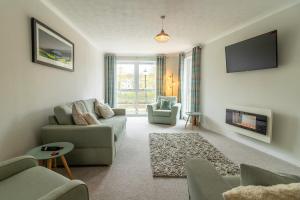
(147, 96), (181, 125)
(0, 156), (89, 200)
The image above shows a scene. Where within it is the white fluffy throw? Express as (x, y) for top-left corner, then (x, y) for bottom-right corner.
(223, 183), (300, 200)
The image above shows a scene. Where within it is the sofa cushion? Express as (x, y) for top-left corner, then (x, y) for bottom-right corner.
(153, 110), (171, 117)
(48, 115), (58, 125)
(241, 164), (300, 186)
(157, 96), (177, 109)
(54, 103), (74, 125)
(72, 103), (89, 125)
(82, 98), (98, 118)
(99, 116), (126, 141)
(74, 101), (88, 113)
(83, 113), (100, 125)
(160, 99), (172, 110)
(97, 103), (115, 119)
(0, 166), (68, 200)
(94, 99), (103, 118)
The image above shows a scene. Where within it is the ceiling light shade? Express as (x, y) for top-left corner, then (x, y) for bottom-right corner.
(154, 29), (170, 42)
(154, 16), (170, 42)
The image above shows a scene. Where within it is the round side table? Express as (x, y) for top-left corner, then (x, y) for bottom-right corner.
(185, 112), (202, 129)
(27, 142), (74, 179)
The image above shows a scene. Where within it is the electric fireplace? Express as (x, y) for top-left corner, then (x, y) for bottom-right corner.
(226, 109), (268, 135)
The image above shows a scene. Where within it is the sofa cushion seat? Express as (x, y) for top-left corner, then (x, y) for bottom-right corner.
(0, 166), (69, 200)
(153, 110), (171, 117)
(99, 115), (126, 141)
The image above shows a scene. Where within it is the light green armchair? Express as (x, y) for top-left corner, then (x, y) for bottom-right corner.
(147, 96), (181, 125)
(0, 156), (89, 200)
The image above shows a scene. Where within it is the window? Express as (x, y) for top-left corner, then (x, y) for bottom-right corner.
(116, 59), (156, 115)
(182, 56), (192, 118)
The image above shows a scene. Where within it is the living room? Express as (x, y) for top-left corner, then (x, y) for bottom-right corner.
(1, 0), (300, 200)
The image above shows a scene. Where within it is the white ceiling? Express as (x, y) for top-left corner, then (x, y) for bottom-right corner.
(44, 0), (299, 54)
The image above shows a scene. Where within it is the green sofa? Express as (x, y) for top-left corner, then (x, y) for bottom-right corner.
(147, 96), (181, 125)
(41, 98), (126, 165)
(186, 159), (300, 200)
(0, 156), (88, 200)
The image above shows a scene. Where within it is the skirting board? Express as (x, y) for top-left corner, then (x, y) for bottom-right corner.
(202, 123), (300, 167)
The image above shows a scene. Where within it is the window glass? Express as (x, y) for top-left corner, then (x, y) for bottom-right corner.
(117, 64), (134, 89)
(116, 60), (156, 115)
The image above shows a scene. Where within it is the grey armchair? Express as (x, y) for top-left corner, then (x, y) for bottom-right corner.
(0, 156), (89, 200)
(147, 96), (181, 125)
(185, 159), (300, 200)
(186, 159), (240, 200)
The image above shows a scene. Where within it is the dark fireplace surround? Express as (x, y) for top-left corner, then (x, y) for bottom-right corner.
(226, 109), (268, 135)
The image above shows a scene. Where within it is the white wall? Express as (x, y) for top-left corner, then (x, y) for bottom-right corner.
(201, 4), (300, 166)
(0, 0), (104, 161)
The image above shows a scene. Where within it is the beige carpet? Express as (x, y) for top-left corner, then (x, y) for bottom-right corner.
(55, 117), (300, 200)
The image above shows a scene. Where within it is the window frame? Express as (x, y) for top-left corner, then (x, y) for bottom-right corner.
(182, 56), (192, 119)
(116, 58), (156, 116)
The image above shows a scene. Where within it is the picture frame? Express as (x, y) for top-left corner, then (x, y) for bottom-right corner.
(31, 18), (74, 72)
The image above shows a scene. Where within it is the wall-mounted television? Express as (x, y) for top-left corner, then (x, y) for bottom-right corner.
(225, 30), (278, 73)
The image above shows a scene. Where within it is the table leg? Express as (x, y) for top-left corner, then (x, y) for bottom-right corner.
(61, 155), (73, 179)
(185, 115), (190, 128)
(191, 116), (194, 129)
(192, 116), (197, 126)
(53, 158), (57, 168)
(47, 159), (52, 170)
(38, 160), (44, 166)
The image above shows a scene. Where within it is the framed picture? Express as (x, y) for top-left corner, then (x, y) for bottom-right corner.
(31, 18), (74, 72)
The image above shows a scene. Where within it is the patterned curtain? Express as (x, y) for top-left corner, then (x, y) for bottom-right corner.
(104, 54), (116, 107)
(191, 46), (201, 115)
(156, 55), (166, 98)
(178, 53), (185, 119)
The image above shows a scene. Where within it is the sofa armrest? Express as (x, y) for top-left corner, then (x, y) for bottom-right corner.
(38, 180), (89, 200)
(147, 102), (159, 113)
(41, 125), (114, 148)
(0, 156), (37, 181)
(171, 103), (181, 117)
(112, 108), (126, 116)
(186, 159), (232, 200)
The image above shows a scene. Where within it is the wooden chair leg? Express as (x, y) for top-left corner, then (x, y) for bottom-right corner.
(47, 159), (52, 170)
(185, 115), (190, 128)
(61, 155), (73, 179)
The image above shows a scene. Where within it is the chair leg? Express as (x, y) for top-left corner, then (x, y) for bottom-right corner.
(185, 115), (190, 128)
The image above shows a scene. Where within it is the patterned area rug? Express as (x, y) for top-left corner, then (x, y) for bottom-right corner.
(149, 133), (240, 177)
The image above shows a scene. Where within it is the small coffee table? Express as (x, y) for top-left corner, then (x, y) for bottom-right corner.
(185, 112), (202, 129)
(27, 142), (74, 179)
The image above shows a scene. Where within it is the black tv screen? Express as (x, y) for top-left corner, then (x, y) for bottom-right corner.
(225, 30), (278, 73)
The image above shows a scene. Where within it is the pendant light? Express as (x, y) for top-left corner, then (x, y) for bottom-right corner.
(154, 16), (170, 42)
